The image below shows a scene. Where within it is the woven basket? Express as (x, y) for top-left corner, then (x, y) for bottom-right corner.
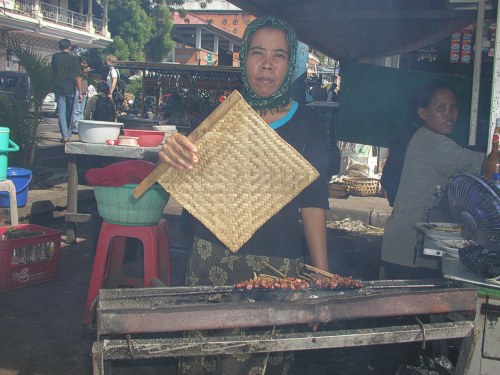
(155, 90), (319, 253)
(344, 177), (380, 197)
(329, 182), (347, 199)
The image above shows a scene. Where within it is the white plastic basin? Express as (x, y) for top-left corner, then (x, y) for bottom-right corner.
(78, 120), (123, 144)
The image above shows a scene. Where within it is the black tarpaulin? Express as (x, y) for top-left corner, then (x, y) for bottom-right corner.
(335, 62), (473, 147)
(228, 0), (476, 60)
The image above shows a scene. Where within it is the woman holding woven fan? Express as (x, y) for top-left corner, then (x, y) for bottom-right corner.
(159, 16), (329, 374)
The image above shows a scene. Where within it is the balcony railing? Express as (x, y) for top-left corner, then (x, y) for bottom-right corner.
(40, 3), (87, 30)
(6, 0), (105, 36)
(93, 18), (103, 35)
(9, 0), (35, 16)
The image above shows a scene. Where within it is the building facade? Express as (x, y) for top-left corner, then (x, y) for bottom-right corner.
(0, 0), (112, 70)
(170, 10), (243, 66)
(180, 0), (338, 84)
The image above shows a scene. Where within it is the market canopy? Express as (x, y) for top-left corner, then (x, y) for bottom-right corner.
(227, 0), (478, 60)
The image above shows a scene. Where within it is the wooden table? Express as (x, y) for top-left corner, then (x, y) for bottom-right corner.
(64, 142), (161, 243)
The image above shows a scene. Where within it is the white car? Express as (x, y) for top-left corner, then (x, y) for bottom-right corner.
(42, 93), (57, 117)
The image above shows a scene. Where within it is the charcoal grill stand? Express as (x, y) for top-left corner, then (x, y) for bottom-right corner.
(91, 280), (478, 375)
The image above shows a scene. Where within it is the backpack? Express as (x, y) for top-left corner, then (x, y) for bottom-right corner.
(112, 68), (126, 104)
(93, 95), (116, 121)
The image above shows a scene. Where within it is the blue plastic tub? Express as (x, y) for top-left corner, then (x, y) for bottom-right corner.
(0, 167), (32, 207)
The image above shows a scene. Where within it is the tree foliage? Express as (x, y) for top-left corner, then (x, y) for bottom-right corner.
(104, 0), (185, 62)
(145, 4), (174, 61)
(106, 0), (155, 61)
(144, 4), (175, 62)
(103, 0), (217, 62)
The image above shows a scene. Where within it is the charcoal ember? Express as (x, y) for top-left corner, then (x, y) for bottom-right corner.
(459, 246), (500, 278)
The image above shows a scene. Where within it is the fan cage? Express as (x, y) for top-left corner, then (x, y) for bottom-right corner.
(447, 173), (500, 252)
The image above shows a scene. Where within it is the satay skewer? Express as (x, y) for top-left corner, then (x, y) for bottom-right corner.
(262, 261), (286, 278)
(305, 264), (336, 278)
(299, 272), (314, 281)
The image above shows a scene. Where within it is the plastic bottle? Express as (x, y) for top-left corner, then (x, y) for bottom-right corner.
(485, 124), (500, 182)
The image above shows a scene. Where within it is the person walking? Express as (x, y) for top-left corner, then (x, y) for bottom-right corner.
(51, 39), (82, 143)
(105, 54), (118, 99)
(327, 83), (338, 102)
(70, 56), (91, 134)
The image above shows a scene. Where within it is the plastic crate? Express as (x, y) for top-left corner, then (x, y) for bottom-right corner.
(0, 224), (61, 292)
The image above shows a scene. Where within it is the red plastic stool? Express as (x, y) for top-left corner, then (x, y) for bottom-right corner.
(83, 218), (170, 325)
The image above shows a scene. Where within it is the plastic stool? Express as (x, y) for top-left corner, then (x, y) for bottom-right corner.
(0, 180), (18, 225)
(83, 218), (170, 325)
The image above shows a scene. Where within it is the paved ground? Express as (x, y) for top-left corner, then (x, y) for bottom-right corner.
(0, 210), (193, 375)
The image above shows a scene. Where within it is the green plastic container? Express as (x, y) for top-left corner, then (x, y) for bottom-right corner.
(93, 183), (169, 226)
(0, 127), (19, 181)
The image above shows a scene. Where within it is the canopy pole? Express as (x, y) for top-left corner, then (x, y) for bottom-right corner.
(489, 0), (500, 153)
(469, 0), (485, 146)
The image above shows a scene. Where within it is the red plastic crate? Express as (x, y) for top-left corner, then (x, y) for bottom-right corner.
(0, 224), (61, 292)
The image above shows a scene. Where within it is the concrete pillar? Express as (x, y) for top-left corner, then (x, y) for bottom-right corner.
(87, 0), (93, 34)
(469, 0), (485, 146)
(489, 0), (500, 153)
(196, 27), (201, 50)
(103, 0), (108, 37)
(214, 33), (219, 54)
(33, 0), (42, 22)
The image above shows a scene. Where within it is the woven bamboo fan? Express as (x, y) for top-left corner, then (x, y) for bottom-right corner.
(134, 90), (319, 252)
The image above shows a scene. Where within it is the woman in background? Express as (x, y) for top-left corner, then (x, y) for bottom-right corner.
(381, 81), (484, 280)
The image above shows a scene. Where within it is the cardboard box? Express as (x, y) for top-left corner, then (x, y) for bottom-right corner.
(0, 224), (61, 292)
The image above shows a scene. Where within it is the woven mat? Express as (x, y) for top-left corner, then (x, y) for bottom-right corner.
(157, 90), (319, 252)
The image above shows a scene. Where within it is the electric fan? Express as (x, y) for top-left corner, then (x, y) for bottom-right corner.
(447, 173), (500, 252)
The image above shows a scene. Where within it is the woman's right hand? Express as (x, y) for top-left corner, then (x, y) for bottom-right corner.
(158, 132), (198, 171)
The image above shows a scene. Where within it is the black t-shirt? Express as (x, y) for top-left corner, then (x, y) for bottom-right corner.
(51, 52), (79, 95)
(195, 105), (329, 258)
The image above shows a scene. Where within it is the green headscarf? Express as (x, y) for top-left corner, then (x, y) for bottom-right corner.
(239, 16), (297, 114)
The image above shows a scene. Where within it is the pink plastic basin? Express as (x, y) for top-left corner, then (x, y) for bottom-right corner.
(122, 129), (165, 147)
